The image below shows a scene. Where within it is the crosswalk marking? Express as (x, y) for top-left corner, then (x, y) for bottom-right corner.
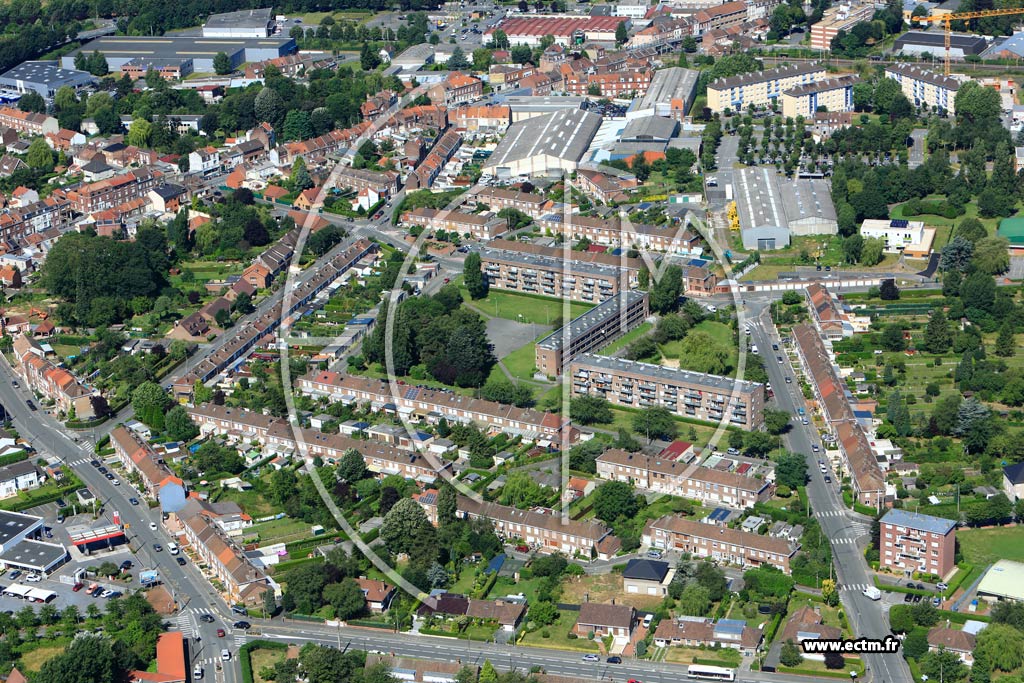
(830, 537), (859, 545)
(816, 510), (847, 518)
(841, 583), (871, 592)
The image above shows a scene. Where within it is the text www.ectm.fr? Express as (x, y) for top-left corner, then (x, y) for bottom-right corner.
(801, 637), (901, 654)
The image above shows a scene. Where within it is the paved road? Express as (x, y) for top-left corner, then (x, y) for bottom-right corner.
(745, 302), (910, 683)
(0, 359), (240, 683)
(909, 130), (927, 169)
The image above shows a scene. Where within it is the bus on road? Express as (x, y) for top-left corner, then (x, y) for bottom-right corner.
(686, 665), (736, 682)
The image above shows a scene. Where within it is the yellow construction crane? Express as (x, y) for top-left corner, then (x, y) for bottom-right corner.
(918, 7), (1024, 76)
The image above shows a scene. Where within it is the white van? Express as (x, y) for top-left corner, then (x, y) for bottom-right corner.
(642, 614), (653, 628)
(751, 344), (759, 354)
(167, 542), (179, 555)
(221, 649), (231, 661)
(193, 664), (204, 680)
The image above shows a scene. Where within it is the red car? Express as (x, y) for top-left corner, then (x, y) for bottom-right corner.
(515, 545), (529, 553)
(216, 629), (226, 638)
(71, 582), (84, 592)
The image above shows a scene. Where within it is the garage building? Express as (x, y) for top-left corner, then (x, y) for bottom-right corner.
(977, 559), (1024, 603)
(735, 167), (837, 250)
(0, 539), (67, 574)
(483, 107), (602, 178)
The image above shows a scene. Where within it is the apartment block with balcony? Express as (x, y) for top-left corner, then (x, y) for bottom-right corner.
(534, 290), (649, 377)
(475, 243), (638, 303)
(879, 508), (956, 578)
(781, 75), (858, 119)
(707, 63), (827, 113)
(884, 64), (960, 116)
(571, 354), (764, 430)
(809, 2), (875, 50)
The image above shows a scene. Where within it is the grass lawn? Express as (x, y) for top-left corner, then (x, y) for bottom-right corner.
(596, 322), (653, 357)
(18, 644), (66, 671)
(501, 340), (541, 380)
(214, 485), (278, 518)
(890, 197), (1014, 239)
(781, 657), (864, 675)
(664, 646), (743, 665)
(957, 526), (1024, 565)
(519, 610), (600, 652)
(250, 647), (287, 683)
(560, 573), (664, 611)
(462, 288), (593, 325)
(247, 517), (324, 545)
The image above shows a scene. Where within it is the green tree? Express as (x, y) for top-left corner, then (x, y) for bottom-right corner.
(921, 648), (967, 683)
(569, 396), (613, 425)
(940, 236), (975, 272)
(480, 660), (499, 683)
(924, 309), (952, 354)
(775, 452), (807, 488)
(880, 323), (906, 351)
(632, 406), (678, 441)
(360, 42), (382, 71)
(677, 583), (711, 616)
(254, 87), (285, 129)
(764, 408), (791, 435)
(615, 20), (628, 45)
(164, 405), (199, 442)
(127, 118), (153, 147)
(650, 265), (683, 313)
(18, 91), (45, 113)
(860, 236), (885, 266)
(463, 252), (488, 299)
(213, 51), (232, 75)
(743, 431), (779, 458)
(26, 137), (54, 173)
(380, 498), (437, 567)
(973, 236), (1010, 275)
(132, 381), (170, 430)
(678, 331), (730, 375)
(780, 639), (804, 667)
(323, 579), (366, 620)
(447, 46), (470, 70)
(592, 481), (640, 523)
(975, 623), (1024, 672)
(337, 449), (368, 482)
(996, 320), (1016, 357)
(87, 51), (108, 76)
(500, 471), (547, 508)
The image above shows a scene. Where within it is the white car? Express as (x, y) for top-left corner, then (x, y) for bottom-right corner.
(149, 522), (157, 531)
(112, 479), (120, 486)
(25, 574), (41, 582)
(101, 590), (114, 598)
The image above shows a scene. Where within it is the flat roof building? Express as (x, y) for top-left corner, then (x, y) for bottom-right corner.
(879, 509), (957, 578)
(707, 63), (827, 113)
(0, 61), (95, 99)
(977, 559), (1024, 602)
(572, 354), (764, 430)
(620, 115), (679, 143)
(535, 290), (648, 377)
(483, 108), (602, 178)
(859, 218), (936, 257)
(497, 95), (587, 123)
(632, 67), (700, 121)
(781, 75), (858, 119)
(894, 31), (988, 61)
(735, 167), (837, 250)
(203, 7), (275, 38)
(884, 63), (960, 115)
(809, 3), (875, 50)
(61, 35), (295, 75)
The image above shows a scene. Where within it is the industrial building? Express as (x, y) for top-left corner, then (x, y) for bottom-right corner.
(630, 67), (700, 121)
(894, 31), (988, 61)
(977, 559), (1024, 603)
(202, 7), (275, 38)
(496, 95), (587, 123)
(61, 35), (296, 76)
(483, 107), (602, 178)
(534, 290), (649, 377)
(734, 167), (837, 250)
(884, 63), (960, 115)
(620, 115), (679, 143)
(706, 63), (827, 113)
(0, 61), (95, 99)
(571, 354), (764, 430)
(781, 75), (858, 119)
(485, 15), (628, 47)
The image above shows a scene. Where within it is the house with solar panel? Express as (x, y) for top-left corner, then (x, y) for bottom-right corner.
(653, 616), (763, 654)
(859, 219), (936, 257)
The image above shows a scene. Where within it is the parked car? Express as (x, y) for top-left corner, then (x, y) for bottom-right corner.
(100, 590), (114, 598)
(7, 571), (20, 580)
(149, 522), (157, 531)
(903, 593), (913, 603)
(72, 582), (84, 592)
(55, 499), (66, 509)
(98, 467), (108, 474)
(120, 560), (133, 571)
(25, 401), (35, 411)
(231, 605), (249, 616)
(582, 654), (600, 663)
(89, 460), (101, 467)
(176, 557), (186, 566)
(25, 574), (41, 583)
(90, 586), (104, 597)
(936, 582), (948, 591)
(129, 498), (139, 506)
(646, 550), (662, 559)
(153, 544), (163, 552)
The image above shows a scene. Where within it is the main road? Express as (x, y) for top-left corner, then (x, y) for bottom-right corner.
(744, 298), (909, 683)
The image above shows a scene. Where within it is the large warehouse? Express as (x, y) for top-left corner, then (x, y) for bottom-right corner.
(483, 108), (602, 178)
(894, 31), (988, 61)
(0, 61), (95, 99)
(977, 559), (1024, 603)
(61, 35), (295, 75)
(735, 167), (837, 250)
(630, 67), (700, 121)
(203, 8), (275, 38)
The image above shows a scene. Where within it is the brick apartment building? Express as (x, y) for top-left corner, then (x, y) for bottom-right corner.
(402, 207), (508, 241)
(466, 187), (550, 217)
(879, 509), (956, 578)
(535, 213), (704, 255)
(334, 167), (400, 197)
(534, 290), (649, 377)
(644, 515), (799, 572)
(474, 239), (644, 303)
(571, 354), (764, 430)
(67, 168), (161, 214)
(595, 449), (773, 507)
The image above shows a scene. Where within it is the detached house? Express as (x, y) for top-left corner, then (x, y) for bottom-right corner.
(574, 602), (635, 639)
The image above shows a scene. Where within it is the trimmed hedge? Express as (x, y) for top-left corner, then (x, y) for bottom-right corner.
(0, 452), (28, 468)
(693, 657), (739, 667)
(764, 611), (785, 644)
(777, 666), (862, 679)
(240, 640), (287, 683)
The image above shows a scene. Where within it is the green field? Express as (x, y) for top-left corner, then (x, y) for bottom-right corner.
(463, 289), (593, 325)
(597, 322), (653, 356)
(502, 340), (541, 380)
(957, 527), (1024, 565)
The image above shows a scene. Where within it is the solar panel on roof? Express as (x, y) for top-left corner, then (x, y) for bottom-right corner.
(891, 219), (908, 228)
(403, 387), (419, 400)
